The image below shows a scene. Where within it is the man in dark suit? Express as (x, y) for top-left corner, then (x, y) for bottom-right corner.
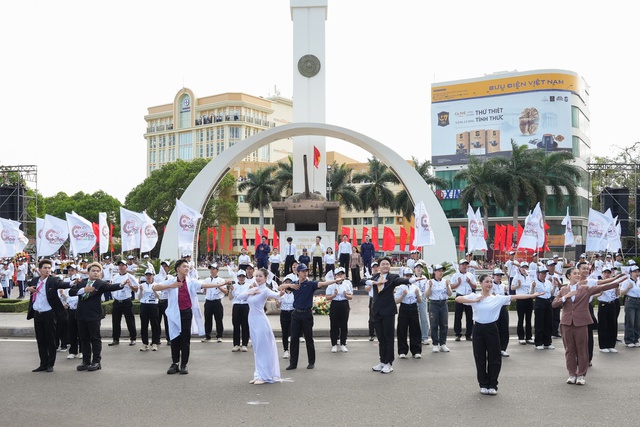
(366, 257), (412, 374)
(69, 262), (126, 372)
(26, 258), (70, 372)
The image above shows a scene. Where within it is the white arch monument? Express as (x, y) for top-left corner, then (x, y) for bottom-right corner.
(159, 122), (457, 263)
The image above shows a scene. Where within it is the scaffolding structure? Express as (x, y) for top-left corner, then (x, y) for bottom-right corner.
(0, 165), (38, 232)
(588, 162), (640, 256)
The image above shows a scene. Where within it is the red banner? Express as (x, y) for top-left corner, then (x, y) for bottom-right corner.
(212, 227), (217, 252)
(458, 226), (466, 252)
(399, 227), (408, 252)
(206, 227), (211, 252)
(516, 223), (524, 247)
(110, 224), (114, 253)
(313, 146), (321, 168)
(242, 228), (248, 250)
(273, 228), (279, 249)
(228, 227), (233, 251)
(341, 226), (350, 240)
(221, 225), (226, 252)
(362, 227), (369, 243)
(506, 224), (515, 251)
(372, 227), (380, 251)
(352, 227), (358, 246)
(409, 227), (415, 251)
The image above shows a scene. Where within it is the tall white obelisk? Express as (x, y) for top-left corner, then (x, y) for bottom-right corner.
(290, 0), (327, 195)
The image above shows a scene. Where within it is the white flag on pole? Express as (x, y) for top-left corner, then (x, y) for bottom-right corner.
(140, 211), (158, 253)
(99, 212), (109, 254)
(38, 214), (68, 257)
(467, 205), (487, 252)
(561, 207), (574, 247)
(65, 211), (96, 256)
(120, 207), (145, 252)
(36, 217), (44, 256)
(0, 217), (28, 257)
(586, 208), (614, 252)
(176, 199), (202, 256)
(518, 202), (544, 250)
(413, 201), (435, 247)
(602, 210), (621, 253)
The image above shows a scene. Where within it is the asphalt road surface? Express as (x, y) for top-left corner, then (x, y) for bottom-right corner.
(2, 334), (638, 427)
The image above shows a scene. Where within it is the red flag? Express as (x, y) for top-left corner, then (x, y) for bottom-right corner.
(273, 229), (279, 249)
(459, 226), (467, 252)
(341, 226), (350, 240)
(335, 241), (339, 252)
(206, 227), (211, 252)
(212, 227), (217, 252)
(505, 224), (515, 251)
(313, 146), (321, 168)
(362, 227), (369, 242)
(220, 225), (226, 252)
(228, 227), (233, 251)
(109, 223), (114, 253)
(543, 221), (550, 252)
(372, 227), (380, 251)
(262, 228), (269, 238)
(399, 228), (408, 252)
(255, 228), (261, 250)
(382, 227), (396, 251)
(352, 228), (358, 246)
(242, 228), (248, 250)
(494, 224), (504, 252)
(516, 223), (524, 246)
(409, 227), (415, 251)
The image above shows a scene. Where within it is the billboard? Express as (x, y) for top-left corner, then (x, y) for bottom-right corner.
(431, 72), (577, 166)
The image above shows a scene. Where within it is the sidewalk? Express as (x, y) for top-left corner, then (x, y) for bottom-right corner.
(0, 295), (628, 339)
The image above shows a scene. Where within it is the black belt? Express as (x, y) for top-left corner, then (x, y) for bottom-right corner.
(114, 298), (131, 303)
(627, 296), (640, 300)
(294, 308), (311, 313)
(430, 299), (447, 303)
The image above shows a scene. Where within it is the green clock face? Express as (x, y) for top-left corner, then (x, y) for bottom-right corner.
(298, 54), (321, 78)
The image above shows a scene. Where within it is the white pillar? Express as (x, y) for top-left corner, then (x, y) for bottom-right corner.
(290, 0), (327, 195)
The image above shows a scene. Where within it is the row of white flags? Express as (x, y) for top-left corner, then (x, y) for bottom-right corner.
(0, 218), (29, 258)
(586, 208), (621, 253)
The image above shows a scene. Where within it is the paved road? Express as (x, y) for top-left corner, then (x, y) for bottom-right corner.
(2, 332), (638, 427)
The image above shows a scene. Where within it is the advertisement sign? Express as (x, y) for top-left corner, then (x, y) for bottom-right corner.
(431, 72), (578, 167)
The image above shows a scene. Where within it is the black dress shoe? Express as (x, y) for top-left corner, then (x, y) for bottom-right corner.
(285, 365), (297, 370)
(180, 365), (189, 375)
(32, 366), (47, 372)
(108, 341), (119, 346)
(307, 364), (315, 369)
(455, 337), (461, 342)
(46, 366), (54, 372)
(87, 363), (101, 371)
(465, 336), (472, 341)
(167, 364), (180, 374)
(76, 364), (88, 371)
(129, 340), (136, 346)
(369, 336), (374, 341)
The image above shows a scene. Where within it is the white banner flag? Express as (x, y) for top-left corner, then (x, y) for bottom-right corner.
(602, 211), (621, 253)
(120, 207), (145, 252)
(99, 212), (109, 254)
(65, 211), (96, 256)
(467, 204), (487, 252)
(518, 203), (544, 250)
(36, 217), (44, 256)
(38, 214), (68, 257)
(0, 217), (28, 257)
(586, 208), (614, 252)
(140, 211), (158, 253)
(176, 199), (202, 256)
(413, 201), (435, 247)
(561, 207), (574, 247)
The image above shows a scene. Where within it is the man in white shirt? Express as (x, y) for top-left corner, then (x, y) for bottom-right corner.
(503, 251), (518, 295)
(283, 237), (297, 275)
(101, 256), (115, 301)
(201, 264), (230, 343)
(16, 257), (28, 299)
(109, 260), (139, 346)
(451, 259), (476, 341)
(310, 236), (326, 281)
(337, 235), (352, 279)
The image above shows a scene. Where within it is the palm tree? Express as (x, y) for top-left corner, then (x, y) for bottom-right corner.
(491, 140), (546, 227)
(327, 161), (361, 211)
(454, 155), (507, 230)
(273, 155), (293, 200)
(534, 149), (582, 214)
(352, 157), (396, 227)
(237, 166), (277, 234)
(391, 157), (448, 221)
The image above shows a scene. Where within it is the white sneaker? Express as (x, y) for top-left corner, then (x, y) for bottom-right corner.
(66, 353), (76, 359)
(381, 363), (393, 374)
(439, 345), (450, 352)
(151, 344), (158, 351)
(299, 337), (305, 342)
(480, 388), (489, 395)
(609, 348), (618, 353)
(78, 353), (83, 358)
(501, 350), (509, 357)
(372, 362), (385, 372)
(526, 339), (535, 344)
(535, 345), (544, 350)
(241, 346), (248, 352)
(544, 345), (555, 350)
(399, 354), (407, 359)
(432, 346), (440, 353)
(626, 343), (636, 348)
(217, 338), (223, 343)
(576, 375), (586, 385)
(340, 345), (348, 353)
(232, 346), (241, 352)
(201, 338), (211, 342)
(414, 353), (422, 359)
(140, 345), (149, 352)
(599, 348), (610, 353)
(566, 376), (577, 384)
(283, 350), (290, 359)
(331, 345), (338, 353)
(487, 388), (498, 395)
(422, 339), (431, 345)
(519, 340), (526, 345)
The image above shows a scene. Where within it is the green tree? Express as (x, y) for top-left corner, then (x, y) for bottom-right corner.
(327, 161), (361, 211)
(210, 173), (239, 227)
(44, 190), (121, 228)
(237, 166), (277, 234)
(534, 149), (582, 215)
(273, 155), (293, 200)
(391, 157), (448, 221)
(351, 157), (396, 227)
(454, 155), (507, 229)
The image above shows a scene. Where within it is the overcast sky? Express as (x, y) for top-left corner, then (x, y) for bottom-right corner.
(1, 0), (638, 203)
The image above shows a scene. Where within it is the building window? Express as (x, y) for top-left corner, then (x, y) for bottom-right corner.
(342, 218), (352, 225)
(363, 217), (373, 225)
(250, 217), (260, 225)
(159, 149), (166, 163)
(217, 127), (225, 140)
(217, 141), (225, 155)
(384, 217), (394, 225)
(239, 217), (249, 224)
(238, 195), (245, 203)
(178, 132), (192, 160)
(230, 126), (241, 140)
(198, 130), (204, 142)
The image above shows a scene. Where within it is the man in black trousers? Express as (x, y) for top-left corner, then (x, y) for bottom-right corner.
(70, 262), (126, 371)
(365, 257), (413, 374)
(26, 259), (70, 372)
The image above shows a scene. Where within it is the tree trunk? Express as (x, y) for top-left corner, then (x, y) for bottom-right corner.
(373, 208), (379, 228)
(512, 201), (519, 229)
(259, 206), (264, 237)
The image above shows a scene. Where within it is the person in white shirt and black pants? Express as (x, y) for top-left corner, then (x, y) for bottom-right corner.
(283, 237), (296, 276)
(138, 270), (161, 351)
(326, 267), (353, 353)
(201, 264), (230, 343)
(395, 267), (423, 359)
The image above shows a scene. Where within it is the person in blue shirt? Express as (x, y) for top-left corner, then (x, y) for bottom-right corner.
(278, 263), (338, 370)
(360, 235), (376, 276)
(255, 236), (271, 269)
(298, 248), (311, 268)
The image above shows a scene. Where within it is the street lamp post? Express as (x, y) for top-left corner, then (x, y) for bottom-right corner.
(326, 164), (332, 200)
